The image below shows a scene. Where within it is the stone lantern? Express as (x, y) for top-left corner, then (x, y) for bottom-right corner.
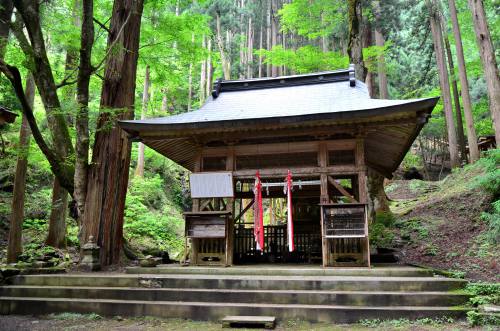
(80, 235), (101, 271)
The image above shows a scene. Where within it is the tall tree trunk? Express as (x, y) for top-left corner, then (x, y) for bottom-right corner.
(46, 0), (83, 247)
(74, 0), (94, 223)
(7, 74), (34, 263)
(247, 17), (253, 79)
(135, 65), (150, 178)
(442, 23), (467, 162)
(372, 0), (389, 99)
(0, 0), (13, 58)
(427, 0), (460, 168)
(448, 0), (479, 162)
(161, 90), (168, 113)
(271, 0), (279, 77)
(367, 168), (391, 222)
(216, 13), (231, 80)
(199, 34), (207, 104)
(187, 33), (194, 109)
(81, 0), (145, 266)
(362, 19), (375, 97)
(266, 0), (271, 77)
(347, 0), (367, 81)
(206, 38), (213, 97)
(12, 1), (75, 193)
(468, 0), (500, 144)
(61, 0), (81, 112)
(258, 19), (263, 78)
(46, 178), (68, 248)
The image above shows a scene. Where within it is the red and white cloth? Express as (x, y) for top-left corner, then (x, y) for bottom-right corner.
(285, 170), (295, 252)
(254, 171), (264, 251)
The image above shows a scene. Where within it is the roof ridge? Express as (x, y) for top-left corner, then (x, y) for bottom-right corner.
(211, 65), (356, 98)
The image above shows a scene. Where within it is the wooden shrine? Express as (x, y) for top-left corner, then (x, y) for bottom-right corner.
(119, 66), (437, 267)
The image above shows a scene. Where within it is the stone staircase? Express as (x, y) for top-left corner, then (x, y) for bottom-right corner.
(0, 266), (470, 323)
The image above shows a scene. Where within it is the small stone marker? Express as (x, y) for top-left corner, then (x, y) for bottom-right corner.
(80, 235), (101, 271)
(221, 316), (276, 329)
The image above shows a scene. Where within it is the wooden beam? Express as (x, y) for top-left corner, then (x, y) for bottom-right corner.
(233, 165), (360, 179)
(327, 176), (358, 203)
(234, 198), (254, 222)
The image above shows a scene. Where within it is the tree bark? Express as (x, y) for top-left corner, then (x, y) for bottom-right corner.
(362, 19), (375, 97)
(258, 19), (263, 78)
(46, 178), (68, 248)
(271, 0), (279, 77)
(135, 65), (150, 178)
(7, 73), (34, 263)
(266, 0), (271, 77)
(468, 0), (500, 145)
(199, 34), (206, 104)
(12, 1), (75, 193)
(206, 37), (213, 97)
(246, 17), (253, 79)
(442, 23), (467, 163)
(74, 0), (94, 223)
(448, 0), (479, 162)
(215, 13), (231, 80)
(367, 168), (391, 222)
(81, 0), (144, 266)
(0, 0), (13, 58)
(372, 0), (389, 99)
(427, 0), (460, 168)
(347, 0), (367, 81)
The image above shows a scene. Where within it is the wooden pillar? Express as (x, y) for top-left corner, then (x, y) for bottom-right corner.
(318, 142), (329, 267)
(356, 137), (370, 267)
(225, 147), (235, 266)
(190, 152), (202, 265)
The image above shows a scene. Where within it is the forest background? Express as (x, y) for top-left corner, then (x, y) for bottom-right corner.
(0, 0), (498, 276)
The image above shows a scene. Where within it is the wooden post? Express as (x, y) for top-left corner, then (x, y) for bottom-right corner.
(318, 142), (329, 267)
(225, 147), (235, 266)
(190, 152), (202, 265)
(356, 137), (370, 267)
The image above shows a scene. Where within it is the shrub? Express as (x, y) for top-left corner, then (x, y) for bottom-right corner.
(480, 199), (500, 245)
(466, 283), (500, 306)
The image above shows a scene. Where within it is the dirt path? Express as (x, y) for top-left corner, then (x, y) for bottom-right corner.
(0, 314), (485, 331)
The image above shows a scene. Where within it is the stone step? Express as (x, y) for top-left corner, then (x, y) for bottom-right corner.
(221, 315), (276, 328)
(0, 286), (470, 306)
(126, 265), (433, 277)
(9, 274), (466, 292)
(0, 296), (469, 324)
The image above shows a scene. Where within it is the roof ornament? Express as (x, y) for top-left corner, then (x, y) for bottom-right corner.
(349, 63), (356, 87)
(212, 78), (223, 99)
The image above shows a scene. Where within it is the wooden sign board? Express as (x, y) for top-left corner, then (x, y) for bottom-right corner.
(185, 213), (228, 238)
(322, 204), (366, 238)
(190, 172), (234, 198)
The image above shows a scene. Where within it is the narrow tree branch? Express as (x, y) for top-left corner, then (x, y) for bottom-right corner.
(92, 10), (132, 73)
(93, 17), (110, 33)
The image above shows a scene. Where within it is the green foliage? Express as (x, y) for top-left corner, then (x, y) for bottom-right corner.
(472, 149), (500, 198)
(257, 45), (348, 74)
(401, 152), (423, 171)
(467, 310), (500, 327)
(50, 312), (102, 321)
(423, 243), (438, 256)
(480, 200), (500, 245)
(279, 0), (346, 39)
(466, 283), (500, 306)
(359, 317), (454, 328)
(369, 212), (396, 248)
(124, 175), (184, 258)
